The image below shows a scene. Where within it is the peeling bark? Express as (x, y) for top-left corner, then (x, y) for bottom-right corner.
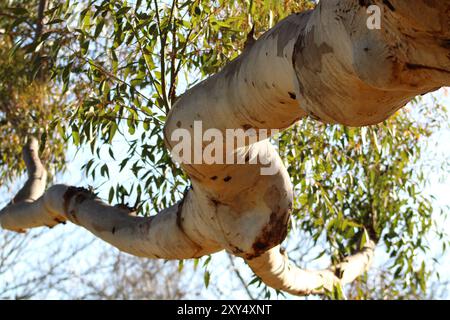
(1, 0), (449, 296)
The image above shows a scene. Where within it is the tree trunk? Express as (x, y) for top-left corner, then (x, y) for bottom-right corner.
(1, 0), (449, 296)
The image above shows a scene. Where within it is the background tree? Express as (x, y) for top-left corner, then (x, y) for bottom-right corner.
(0, 0), (449, 299)
(0, 0), (196, 300)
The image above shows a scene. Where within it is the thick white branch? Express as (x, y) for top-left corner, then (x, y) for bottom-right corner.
(0, 141), (222, 259)
(1, 181), (222, 259)
(2, 0), (449, 296)
(13, 137), (47, 203)
(247, 241), (375, 296)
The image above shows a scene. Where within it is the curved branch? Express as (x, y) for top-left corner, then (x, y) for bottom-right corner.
(0, 139), (222, 259)
(1, 0), (449, 297)
(1, 137), (49, 233)
(246, 241), (375, 296)
(13, 137), (47, 204)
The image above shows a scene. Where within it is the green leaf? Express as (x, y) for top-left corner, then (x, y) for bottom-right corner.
(108, 187), (115, 203)
(71, 125), (80, 145)
(8, 7), (29, 15)
(204, 270), (210, 288)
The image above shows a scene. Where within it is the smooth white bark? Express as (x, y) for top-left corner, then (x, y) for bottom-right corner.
(1, 0), (449, 296)
(247, 241), (375, 296)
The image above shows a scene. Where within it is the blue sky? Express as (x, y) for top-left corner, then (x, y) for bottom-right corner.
(2, 88), (448, 299)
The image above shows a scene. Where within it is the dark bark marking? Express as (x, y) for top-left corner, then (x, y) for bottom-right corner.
(248, 210), (291, 259)
(288, 92), (297, 100)
(176, 198), (186, 232)
(406, 63), (450, 75)
(308, 111), (322, 121)
(63, 187), (92, 217)
(383, 0), (395, 11)
(358, 0), (373, 7)
(69, 210), (79, 224)
(209, 197), (226, 208)
(231, 245), (244, 255)
(294, 26), (334, 74)
(115, 203), (135, 212)
(247, 187), (292, 259)
(54, 218), (66, 225)
(441, 39), (450, 49)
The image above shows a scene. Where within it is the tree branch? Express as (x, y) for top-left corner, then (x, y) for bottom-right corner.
(246, 241), (375, 296)
(35, 0), (46, 39)
(0, 138), (221, 259)
(1, 0), (449, 297)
